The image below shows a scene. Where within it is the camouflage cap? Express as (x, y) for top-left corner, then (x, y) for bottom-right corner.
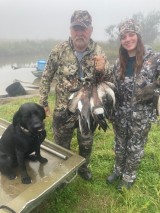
(118, 19), (141, 38)
(70, 10), (92, 28)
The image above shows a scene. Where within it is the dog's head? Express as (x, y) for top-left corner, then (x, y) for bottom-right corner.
(13, 102), (46, 133)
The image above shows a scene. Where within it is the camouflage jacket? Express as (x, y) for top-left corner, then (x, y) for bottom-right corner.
(112, 47), (160, 121)
(39, 37), (109, 111)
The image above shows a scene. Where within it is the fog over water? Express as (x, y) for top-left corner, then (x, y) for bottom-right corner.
(0, 0), (160, 95)
(0, 53), (49, 95)
(0, 65), (38, 95)
(0, 0), (160, 41)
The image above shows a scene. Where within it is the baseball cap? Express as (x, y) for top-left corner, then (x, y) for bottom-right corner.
(70, 10), (92, 28)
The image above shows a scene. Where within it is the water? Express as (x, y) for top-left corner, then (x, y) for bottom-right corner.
(0, 55), (46, 95)
(0, 65), (39, 95)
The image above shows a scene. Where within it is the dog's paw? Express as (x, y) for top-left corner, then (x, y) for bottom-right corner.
(39, 157), (48, 164)
(21, 176), (32, 184)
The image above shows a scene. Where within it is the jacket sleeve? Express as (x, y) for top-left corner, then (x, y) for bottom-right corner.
(39, 47), (59, 107)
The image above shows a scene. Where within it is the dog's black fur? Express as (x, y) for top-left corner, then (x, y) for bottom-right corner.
(0, 102), (48, 184)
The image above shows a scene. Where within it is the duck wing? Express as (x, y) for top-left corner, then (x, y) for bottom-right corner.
(77, 85), (92, 136)
(68, 89), (84, 113)
(90, 85), (108, 132)
(97, 82), (115, 119)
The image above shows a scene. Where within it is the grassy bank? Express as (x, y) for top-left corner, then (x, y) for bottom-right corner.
(0, 96), (160, 213)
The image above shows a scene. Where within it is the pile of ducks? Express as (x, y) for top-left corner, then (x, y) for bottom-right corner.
(67, 77), (116, 136)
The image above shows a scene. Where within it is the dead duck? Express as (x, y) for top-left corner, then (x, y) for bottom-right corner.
(68, 80), (116, 135)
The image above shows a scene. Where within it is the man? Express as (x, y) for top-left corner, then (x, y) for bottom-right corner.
(39, 10), (109, 180)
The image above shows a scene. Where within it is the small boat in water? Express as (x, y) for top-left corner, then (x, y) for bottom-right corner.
(11, 60), (46, 78)
(31, 60), (46, 78)
(31, 70), (44, 78)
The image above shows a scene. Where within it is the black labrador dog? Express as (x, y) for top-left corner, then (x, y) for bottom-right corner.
(0, 102), (48, 184)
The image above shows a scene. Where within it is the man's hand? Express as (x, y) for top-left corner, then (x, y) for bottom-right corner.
(93, 56), (106, 72)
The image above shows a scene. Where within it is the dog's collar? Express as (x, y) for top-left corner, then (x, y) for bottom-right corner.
(19, 125), (45, 137)
(20, 125), (31, 134)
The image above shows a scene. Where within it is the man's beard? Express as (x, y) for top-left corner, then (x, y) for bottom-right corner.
(74, 37), (88, 51)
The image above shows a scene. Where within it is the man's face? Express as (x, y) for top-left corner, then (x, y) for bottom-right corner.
(70, 25), (93, 52)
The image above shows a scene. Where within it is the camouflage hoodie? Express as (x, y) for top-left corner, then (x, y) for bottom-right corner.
(39, 38), (109, 111)
(112, 46), (160, 121)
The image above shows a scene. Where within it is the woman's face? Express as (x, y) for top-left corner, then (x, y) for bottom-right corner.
(120, 32), (138, 56)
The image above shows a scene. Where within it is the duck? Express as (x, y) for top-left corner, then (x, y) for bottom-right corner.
(90, 85), (109, 131)
(68, 79), (116, 136)
(97, 81), (115, 119)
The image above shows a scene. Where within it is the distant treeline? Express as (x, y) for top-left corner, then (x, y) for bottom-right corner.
(0, 39), (160, 63)
(0, 39), (60, 57)
(0, 39), (119, 63)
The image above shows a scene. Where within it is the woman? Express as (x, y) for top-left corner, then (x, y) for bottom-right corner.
(107, 19), (160, 190)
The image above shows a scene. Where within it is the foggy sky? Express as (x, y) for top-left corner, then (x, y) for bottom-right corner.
(0, 0), (160, 41)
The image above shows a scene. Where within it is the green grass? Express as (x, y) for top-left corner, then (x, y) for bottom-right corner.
(0, 96), (160, 213)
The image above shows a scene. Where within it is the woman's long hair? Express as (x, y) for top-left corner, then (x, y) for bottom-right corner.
(119, 34), (145, 80)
